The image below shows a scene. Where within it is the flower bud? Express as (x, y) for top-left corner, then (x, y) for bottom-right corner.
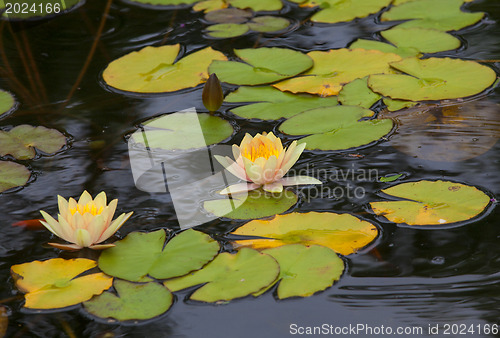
(202, 73), (224, 112)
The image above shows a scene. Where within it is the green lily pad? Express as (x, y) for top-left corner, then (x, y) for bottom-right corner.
(103, 44), (227, 93)
(164, 248), (280, 302)
(0, 90), (15, 118)
(209, 48), (313, 85)
(203, 189), (297, 220)
(226, 86), (338, 120)
(247, 16), (289, 32)
(381, 27), (461, 53)
(126, 0), (199, 5)
(1, 0), (82, 20)
(350, 39), (420, 58)
(380, 0), (485, 31)
(0, 125), (66, 160)
(98, 229), (220, 282)
(279, 106), (393, 151)
(370, 180), (490, 225)
(231, 212), (379, 255)
(338, 77), (381, 108)
(205, 8), (252, 23)
(368, 57), (497, 101)
(11, 258), (112, 309)
(274, 48), (401, 96)
(194, 0), (282, 12)
(259, 244), (344, 299)
(206, 23), (250, 38)
(84, 280), (173, 321)
(311, 0), (392, 24)
(131, 112), (233, 150)
(0, 161), (30, 193)
(379, 174), (403, 182)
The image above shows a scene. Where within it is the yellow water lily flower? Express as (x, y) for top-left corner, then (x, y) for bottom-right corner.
(215, 132), (321, 194)
(40, 191), (133, 250)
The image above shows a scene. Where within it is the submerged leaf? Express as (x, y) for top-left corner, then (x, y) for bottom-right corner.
(370, 180), (490, 225)
(205, 8), (252, 23)
(274, 49), (401, 96)
(247, 16), (290, 32)
(98, 229), (219, 281)
(368, 57), (497, 101)
(231, 212), (379, 255)
(103, 44), (227, 93)
(206, 23), (249, 38)
(194, 0), (282, 12)
(0, 161), (30, 193)
(260, 244), (344, 299)
(0, 125), (66, 160)
(84, 280), (173, 321)
(226, 86), (338, 120)
(279, 105), (393, 151)
(203, 189), (297, 220)
(11, 258), (112, 309)
(209, 47), (313, 85)
(164, 248), (280, 302)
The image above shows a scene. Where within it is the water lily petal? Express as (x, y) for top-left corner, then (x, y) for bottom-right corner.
(282, 141), (297, 165)
(263, 155), (278, 182)
(104, 199), (118, 226)
(254, 157), (267, 169)
(39, 211), (63, 237)
(58, 216), (78, 242)
(219, 183), (261, 195)
(232, 144), (241, 161)
(47, 242), (83, 250)
(240, 133), (253, 149)
(281, 142), (306, 174)
(263, 182), (284, 193)
(78, 191), (92, 206)
(73, 212), (86, 230)
(97, 211), (133, 243)
(57, 196), (69, 220)
(215, 155), (248, 181)
(75, 229), (92, 247)
(280, 175), (322, 186)
(94, 191), (107, 209)
(88, 214), (106, 244)
(244, 159), (265, 185)
(89, 243), (116, 250)
(83, 212), (94, 227)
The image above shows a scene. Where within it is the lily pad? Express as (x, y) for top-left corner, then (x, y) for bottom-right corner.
(370, 180), (490, 225)
(350, 39), (420, 58)
(338, 77), (381, 108)
(274, 49), (401, 96)
(383, 98), (417, 111)
(0, 90), (15, 118)
(311, 0), (391, 24)
(194, 0), (282, 12)
(279, 105), (393, 151)
(209, 48), (313, 85)
(380, 0), (485, 31)
(368, 57), (497, 101)
(1, 0), (82, 20)
(84, 280), (173, 321)
(226, 86), (338, 120)
(247, 16), (289, 32)
(98, 229), (219, 282)
(259, 244), (344, 299)
(120, 0), (199, 5)
(11, 258), (112, 309)
(203, 189), (297, 220)
(102, 44), (227, 93)
(206, 23), (250, 38)
(0, 161), (30, 193)
(164, 248), (280, 302)
(381, 27), (461, 53)
(231, 212), (379, 255)
(131, 111), (233, 150)
(0, 125), (66, 160)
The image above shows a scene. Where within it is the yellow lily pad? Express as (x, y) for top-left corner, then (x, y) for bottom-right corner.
(370, 180), (491, 226)
(274, 49), (401, 96)
(368, 57), (497, 101)
(0, 125), (66, 160)
(11, 258), (112, 309)
(0, 90), (15, 119)
(231, 212), (379, 255)
(102, 44), (227, 93)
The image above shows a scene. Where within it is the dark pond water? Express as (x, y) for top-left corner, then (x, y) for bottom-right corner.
(1, 0), (500, 337)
